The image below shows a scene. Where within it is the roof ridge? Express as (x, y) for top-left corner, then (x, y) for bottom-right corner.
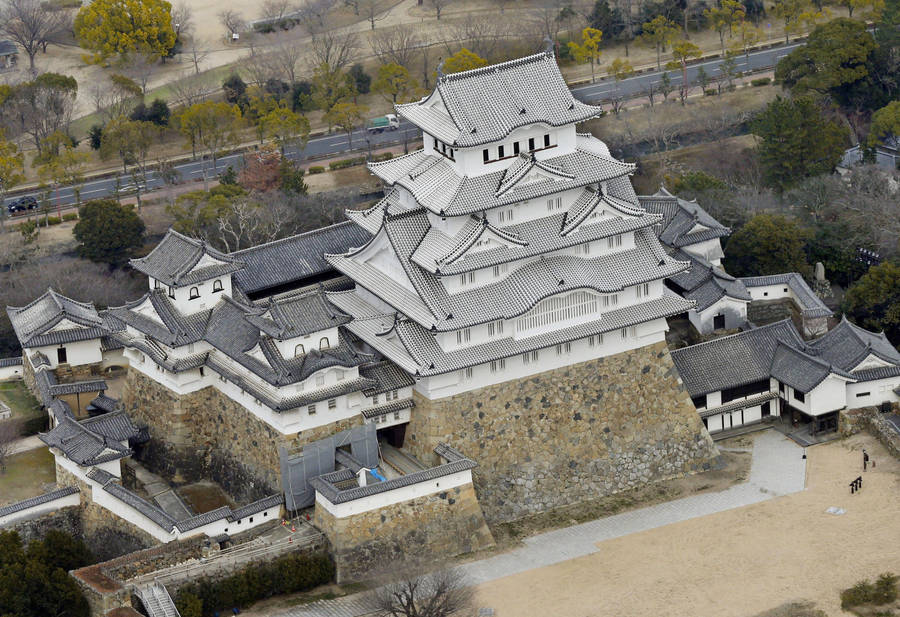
(672, 319), (797, 355)
(439, 51), (551, 84)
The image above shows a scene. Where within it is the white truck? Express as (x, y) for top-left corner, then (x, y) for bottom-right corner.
(366, 114), (399, 134)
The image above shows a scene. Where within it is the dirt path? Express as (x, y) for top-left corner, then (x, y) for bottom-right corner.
(470, 433), (900, 617)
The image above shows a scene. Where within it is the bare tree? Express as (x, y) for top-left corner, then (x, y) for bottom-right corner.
(448, 14), (507, 60)
(260, 0), (294, 22)
(370, 25), (421, 69)
(243, 42), (281, 86)
(182, 36), (210, 75)
(533, 0), (568, 45)
(216, 198), (288, 252)
(310, 30), (359, 70)
(0, 418), (24, 474)
(122, 53), (159, 98)
(296, 0), (338, 34)
(426, 0), (452, 20)
(219, 9), (245, 41)
(172, 0), (195, 38)
(0, 0), (69, 75)
(359, 0), (387, 29)
(367, 569), (475, 617)
(271, 38), (304, 83)
(169, 71), (214, 106)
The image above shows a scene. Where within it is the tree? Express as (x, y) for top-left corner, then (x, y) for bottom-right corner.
(349, 63), (371, 95)
(5, 73), (78, 155)
(0, 0), (69, 75)
(844, 261), (900, 344)
(367, 569), (474, 617)
(74, 0), (176, 64)
(607, 57), (635, 114)
(172, 0), (194, 37)
(370, 25), (420, 69)
(639, 15), (679, 70)
(427, 0), (452, 19)
(724, 213), (813, 278)
(867, 100), (900, 148)
(175, 101), (243, 178)
(100, 117), (155, 174)
(260, 105), (311, 154)
(73, 199), (145, 265)
(775, 19), (876, 98)
(374, 62), (418, 103)
(837, 0), (884, 18)
(0, 130), (24, 232)
(219, 9), (245, 40)
(310, 30), (359, 71)
(324, 102), (367, 147)
(666, 39), (701, 104)
(38, 132), (90, 207)
(223, 73), (247, 104)
(771, 0), (820, 44)
(166, 184), (244, 241)
(443, 48), (488, 74)
(312, 62), (354, 120)
(752, 96), (849, 191)
(238, 145), (283, 192)
(568, 27), (604, 83)
(704, 0), (745, 54)
(730, 19), (763, 59)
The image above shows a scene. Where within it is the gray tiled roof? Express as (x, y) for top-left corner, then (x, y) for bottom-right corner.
(361, 398), (414, 419)
(231, 222), (371, 295)
(0, 40), (16, 56)
(769, 342), (850, 393)
(698, 391), (778, 417)
(396, 52), (601, 148)
(808, 316), (900, 371)
(331, 214), (689, 331)
(80, 411), (141, 442)
(102, 482), (176, 531)
(640, 188), (730, 248)
(88, 394), (121, 413)
(0, 357), (22, 368)
(30, 352), (50, 370)
(359, 361), (416, 394)
(667, 249), (750, 312)
(40, 416), (132, 466)
(7, 288), (103, 348)
(740, 273), (832, 318)
(130, 230), (243, 287)
(229, 494), (283, 521)
(49, 380), (107, 396)
(310, 443), (476, 504)
(86, 467), (116, 486)
(367, 137), (635, 217)
(852, 365), (900, 381)
(174, 506), (232, 533)
(247, 288), (350, 339)
(671, 320), (804, 397)
(0, 487), (78, 518)
(108, 291), (211, 347)
(334, 289), (695, 376)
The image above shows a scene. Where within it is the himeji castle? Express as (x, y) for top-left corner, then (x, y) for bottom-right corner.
(3, 50), (898, 581)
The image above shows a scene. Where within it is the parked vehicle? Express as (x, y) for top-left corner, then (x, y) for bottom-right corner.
(366, 114), (399, 134)
(6, 196), (37, 213)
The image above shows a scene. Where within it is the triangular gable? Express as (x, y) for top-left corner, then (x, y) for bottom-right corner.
(191, 252), (232, 273)
(852, 353), (894, 372)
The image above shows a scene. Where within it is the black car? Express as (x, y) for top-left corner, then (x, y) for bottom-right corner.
(6, 196), (37, 213)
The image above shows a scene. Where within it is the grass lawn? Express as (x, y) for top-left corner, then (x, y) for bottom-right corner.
(0, 382), (42, 421)
(0, 448), (57, 506)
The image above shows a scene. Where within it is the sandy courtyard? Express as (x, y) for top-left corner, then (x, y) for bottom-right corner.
(472, 432), (900, 617)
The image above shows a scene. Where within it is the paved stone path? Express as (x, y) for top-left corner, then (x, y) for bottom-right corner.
(276, 430), (806, 617)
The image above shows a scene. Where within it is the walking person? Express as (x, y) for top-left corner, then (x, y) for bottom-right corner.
(863, 449), (869, 471)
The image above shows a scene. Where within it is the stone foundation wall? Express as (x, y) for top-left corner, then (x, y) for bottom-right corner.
(842, 406), (900, 460)
(314, 482), (495, 583)
(56, 362), (102, 383)
(4, 506), (82, 544)
(406, 341), (719, 523)
(748, 299), (797, 328)
(121, 369), (363, 504)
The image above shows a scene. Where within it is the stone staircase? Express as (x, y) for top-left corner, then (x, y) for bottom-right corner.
(135, 581), (180, 617)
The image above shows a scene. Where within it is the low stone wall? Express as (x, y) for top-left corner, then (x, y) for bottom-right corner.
(3, 506), (81, 544)
(406, 341), (719, 523)
(315, 481), (495, 583)
(841, 406), (900, 460)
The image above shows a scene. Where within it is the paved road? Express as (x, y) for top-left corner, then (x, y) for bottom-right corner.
(272, 429), (806, 617)
(2, 40), (803, 213)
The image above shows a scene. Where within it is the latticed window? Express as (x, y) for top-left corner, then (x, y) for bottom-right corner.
(517, 291), (599, 333)
(490, 358), (506, 373)
(456, 328), (472, 344)
(607, 235), (623, 249)
(189, 287), (200, 300)
(487, 320), (504, 337)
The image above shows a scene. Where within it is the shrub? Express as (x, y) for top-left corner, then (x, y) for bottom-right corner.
(223, 74), (247, 104)
(308, 165), (325, 174)
(841, 573), (897, 609)
(62, 213), (78, 221)
(175, 552), (334, 616)
(704, 89), (717, 96)
(371, 152), (394, 162)
(88, 124), (103, 150)
(751, 77), (771, 87)
(46, 216), (62, 225)
(328, 156), (366, 170)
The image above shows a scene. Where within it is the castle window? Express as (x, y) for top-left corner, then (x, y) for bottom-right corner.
(588, 334), (603, 347)
(373, 394), (379, 404)
(607, 235), (623, 249)
(513, 141), (520, 155)
(620, 327), (629, 339)
(294, 344), (305, 356)
(57, 347), (67, 364)
(523, 350), (539, 364)
(394, 411), (401, 420)
(316, 374), (325, 386)
(199, 367), (204, 377)
(487, 320), (504, 337)
(308, 404), (316, 415)
(517, 290), (599, 333)
(456, 328), (472, 345)
(462, 367), (474, 380)
(449, 148), (454, 160)
(603, 294), (618, 307)
(189, 287), (200, 300)
(168, 286), (175, 299)
(528, 137), (535, 150)
(492, 264), (508, 278)
(319, 337), (330, 350)
(335, 369), (345, 381)
(547, 197), (562, 211)
(543, 134), (550, 147)
(498, 145), (505, 158)
(390, 389), (398, 400)
(434, 137), (439, 150)
(636, 283), (650, 298)
(793, 390), (805, 403)
(154, 279), (160, 289)
(328, 398), (337, 410)
(212, 280), (223, 293)
(483, 149), (489, 163)
(490, 359), (506, 373)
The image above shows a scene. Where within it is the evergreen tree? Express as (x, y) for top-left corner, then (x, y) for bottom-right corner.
(724, 213), (813, 278)
(73, 199), (146, 265)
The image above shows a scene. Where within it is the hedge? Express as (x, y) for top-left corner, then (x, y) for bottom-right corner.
(62, 213), (78, 222)
(704, 89), (717, 96)
(46, 216), (62, 225)
(751, 77), (771, 87)
(308, 166), (325, 174)
(329, 156), (367, 170)
(371, 152), (394, 162)
(840, 573), (897, 610)
(174, 552), (334, 616)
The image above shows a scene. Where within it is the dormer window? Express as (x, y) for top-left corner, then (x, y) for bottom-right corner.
(513, 142), (520, 155)
(544, 134), (551, 147)
(189, 287), (200, 300)
(319, 337), (330, 350)
(483, 149), (489, 163)
(294, 344), (305, 356)
(498, 145), (505, 158)
(316, 373), (325, 386)
(528, 137), (535, 150)
(212, 280), (223, 293)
